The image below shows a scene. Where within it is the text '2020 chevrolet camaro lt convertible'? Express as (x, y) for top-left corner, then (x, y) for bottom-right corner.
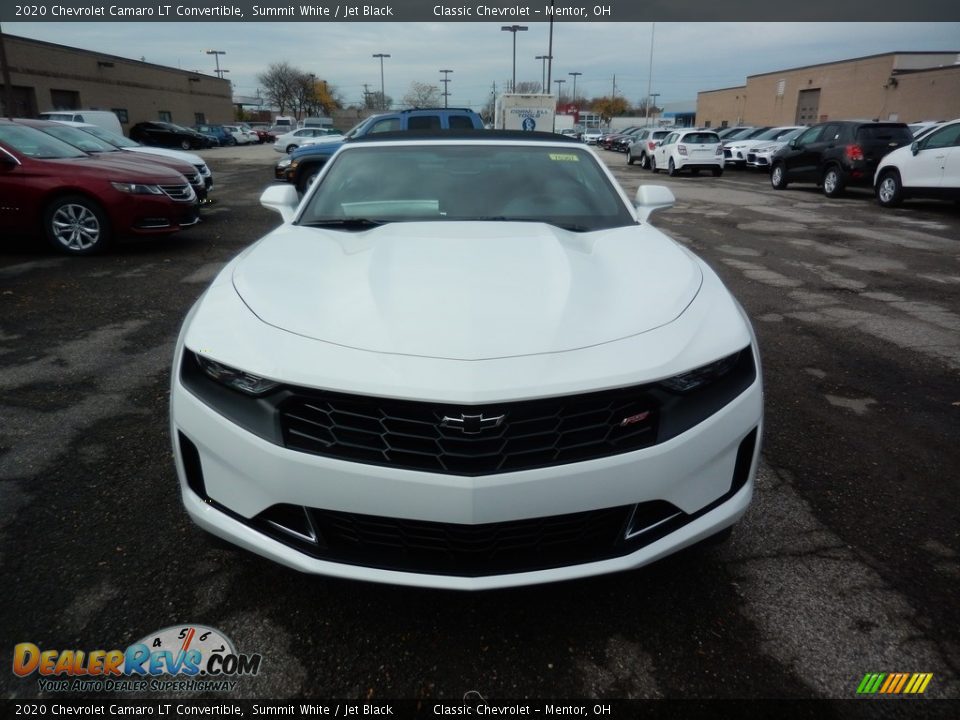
(171, 131), (763, 590)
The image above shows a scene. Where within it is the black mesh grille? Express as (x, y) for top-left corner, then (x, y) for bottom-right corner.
(279, 388), (658, 476)
(255, 504), (634, 576)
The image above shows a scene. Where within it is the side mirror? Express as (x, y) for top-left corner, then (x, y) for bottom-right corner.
(260, 184), (300, 223)
(789, 139), (800, 149)
(911, 141), (919, 156)
(634, 185), (675, 222)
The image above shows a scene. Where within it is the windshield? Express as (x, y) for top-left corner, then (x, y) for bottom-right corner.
(39, 124), (119, 153)
(0, 125), (87, 159)
(80, 125), (139, 148)
(753, 127), (796, 141)
(342, 117), (375, 140)
(298, 144), (636, 233)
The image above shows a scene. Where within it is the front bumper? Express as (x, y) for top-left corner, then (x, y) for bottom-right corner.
(170, 353), (762, 589)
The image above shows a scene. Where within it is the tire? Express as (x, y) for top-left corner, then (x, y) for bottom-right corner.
(179, 139), (191, 151)
(227, 137), (237, 147)
(712, 167), (723, 177)
(668, 157), (679, 177)
(286, 144), (298, 154)
(691, 168), (700, 176)
(639, 153), (650, 170)
(876, 170), (903, 207)
(296, 163), (326, 194)
(822, 166), (845, 198)
(43, 195), (111, 255)
(650, 156), (659, 174)
(770, 162), (788, 190)
(626, 150), (635, 166)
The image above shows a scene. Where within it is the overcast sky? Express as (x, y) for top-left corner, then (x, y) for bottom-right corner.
(6, 22), (960, 109)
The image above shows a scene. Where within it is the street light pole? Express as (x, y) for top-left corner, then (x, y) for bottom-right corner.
(568, 71), (582, 108)
(645, 22), (656, 126)
(554, 78), (565, 103)
(535, 55), (551, 93)
(649, 92), (660, 127)
(500, 25), (528, 93)
(205, 49), (226, 79)
(439, 69), (453, 108)
(372, 53), (390, 110)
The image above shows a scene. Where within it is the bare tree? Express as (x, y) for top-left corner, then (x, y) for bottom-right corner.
(364, 90), (392, 110)
(257, 62), (301, 116)
(513, 80), (542, 94)
(402, 81), (441, 108)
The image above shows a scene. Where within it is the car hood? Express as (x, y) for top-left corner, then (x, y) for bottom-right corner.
(232, 221), (703, 361)
(42, 156), (188, 183)
(291, 137), (345, 156)
(123, 146), (204, 166)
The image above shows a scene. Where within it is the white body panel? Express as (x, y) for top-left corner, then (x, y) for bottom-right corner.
(170, 135), (763, 588)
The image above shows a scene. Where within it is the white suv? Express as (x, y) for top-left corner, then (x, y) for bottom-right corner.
(874, 119), (960, 207)
(651, 130), (724, 177)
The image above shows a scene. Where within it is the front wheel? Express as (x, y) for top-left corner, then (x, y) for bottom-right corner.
(286, 144), (298, 154)
(822, 166), (845, 198)
(296, 165), (322, 194)
(668, 157), (679, 177)
(44, 195), (111, 255)
(179, 139), (191, 150)
(227, 137), (237, 146)
(876, 170), (903, 207)
(626, 150), (635, 166)
(770, 163), (788, 189)
(640, 153), (650, 170)
(650, 156), (659, 174)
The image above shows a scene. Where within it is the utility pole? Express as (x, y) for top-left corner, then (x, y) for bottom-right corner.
(372, 53), (390, 110)
(612, 74), (617, 97)
(439, 69), (453, 108)
(645, 22), (656, 126)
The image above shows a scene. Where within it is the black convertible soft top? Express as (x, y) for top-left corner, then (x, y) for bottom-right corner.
(348, 130), (580, 144)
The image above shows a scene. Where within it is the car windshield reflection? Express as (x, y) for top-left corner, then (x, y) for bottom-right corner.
(298, 144), (637, 233)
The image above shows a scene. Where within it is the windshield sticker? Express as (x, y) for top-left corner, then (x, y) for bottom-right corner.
(548, 153), (580, 162)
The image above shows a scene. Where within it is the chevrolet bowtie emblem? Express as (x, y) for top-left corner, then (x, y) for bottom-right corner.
(440, 413), (506, 435)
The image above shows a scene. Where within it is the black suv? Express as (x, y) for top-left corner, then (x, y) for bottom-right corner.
(130, 121), (214, 150)
(770, 121), (913, 197)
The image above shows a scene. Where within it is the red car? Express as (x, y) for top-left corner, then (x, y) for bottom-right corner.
(0, 120), (199, 255)
(15, 118), (208, 202)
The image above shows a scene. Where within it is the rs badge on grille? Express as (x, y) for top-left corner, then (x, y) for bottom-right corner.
(619, 411), (651, 427)
(440, 413), (506, 435)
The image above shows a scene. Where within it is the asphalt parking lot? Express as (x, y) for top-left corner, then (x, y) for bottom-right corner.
(1, 142), (958, 702)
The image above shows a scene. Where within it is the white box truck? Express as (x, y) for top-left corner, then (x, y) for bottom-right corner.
(494, 94), (556, 132)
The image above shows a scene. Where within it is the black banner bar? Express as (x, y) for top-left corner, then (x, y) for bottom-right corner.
(2, 0), (959, 23)
(2, 699), (959, 720)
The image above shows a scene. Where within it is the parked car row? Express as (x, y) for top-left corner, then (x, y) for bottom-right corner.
(0, 119), (202, 255)
(129, 120), (273, 150)
(618, 117), (959, 208)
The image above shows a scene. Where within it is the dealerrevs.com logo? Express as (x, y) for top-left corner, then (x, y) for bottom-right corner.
(13, 625), (262, 693)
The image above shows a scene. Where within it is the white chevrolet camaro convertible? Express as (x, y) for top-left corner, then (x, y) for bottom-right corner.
(170, 131), (763, 590)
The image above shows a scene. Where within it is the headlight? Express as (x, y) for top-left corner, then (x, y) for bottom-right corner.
(111, 182), (162, 195)
(277, 158), (292, 169)
(194, 353), (279, 396)
(660, 351), (741, 393)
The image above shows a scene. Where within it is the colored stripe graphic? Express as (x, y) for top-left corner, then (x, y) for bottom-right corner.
(857, 672), (932, 695)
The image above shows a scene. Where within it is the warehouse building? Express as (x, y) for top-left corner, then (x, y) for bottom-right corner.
(0, 34), (233, 132)
(696, 52), (960, 128)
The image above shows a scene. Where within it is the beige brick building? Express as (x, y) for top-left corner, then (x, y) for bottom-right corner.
(696, 52), (960, 128)
(1, 35), (234, 132)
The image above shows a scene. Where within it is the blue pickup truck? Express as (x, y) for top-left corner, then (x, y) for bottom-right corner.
(277, 108), (485, 192)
